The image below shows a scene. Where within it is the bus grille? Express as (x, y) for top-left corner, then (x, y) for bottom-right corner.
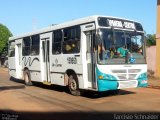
(116, 74), (137, 80)
(111, 69), (127, 73)
(128, 69), (141, 73)
(117, 74), (127, 79)
(128, 74), (137, 79)
(112, 69), (141, 80)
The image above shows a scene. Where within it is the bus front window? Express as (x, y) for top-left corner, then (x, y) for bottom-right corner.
(97, 28), (145, 64)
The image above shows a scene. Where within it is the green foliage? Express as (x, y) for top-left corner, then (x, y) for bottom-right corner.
(146, 34), (156, 47)
(0, 24), (12, 56)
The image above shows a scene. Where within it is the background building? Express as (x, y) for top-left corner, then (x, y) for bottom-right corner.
(156, 0), (160, 77)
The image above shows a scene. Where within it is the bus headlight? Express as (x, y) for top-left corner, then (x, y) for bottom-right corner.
(98, 74), (117, 80)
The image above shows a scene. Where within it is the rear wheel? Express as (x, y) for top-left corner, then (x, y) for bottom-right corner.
(68, 74), (81, 96)
(23, 69), (32, 86)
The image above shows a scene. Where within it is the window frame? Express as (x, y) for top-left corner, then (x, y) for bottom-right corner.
(8, 40), (15, 57)
(62, 25), (81, 54)
(31, 34), (40, 56)
(52, 30), (62, 54)
(22, 37), (31, 56)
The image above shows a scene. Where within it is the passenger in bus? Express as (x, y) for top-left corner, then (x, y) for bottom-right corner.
(98, 44), (106, 60)
(97, 44), (112, 60)
(117, 45), (130, 57)
(109, 47), (116, 58)
(65, 44), (72, 53)
(138, 46), (143, 53)
(72, 41), (80, 53)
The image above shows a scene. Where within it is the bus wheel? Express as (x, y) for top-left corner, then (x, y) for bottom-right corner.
(23, 69), (32, 86)
(68, 75), (81, 96)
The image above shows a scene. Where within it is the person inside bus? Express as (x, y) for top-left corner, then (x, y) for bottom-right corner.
(109, 47), (116, 58)
(137, 45), (143, 53)
(97, 43), (111, 60)
(117, 45), (130, 57)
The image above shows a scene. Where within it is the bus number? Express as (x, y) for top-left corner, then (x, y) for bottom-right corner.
(67, 57), (77, 64)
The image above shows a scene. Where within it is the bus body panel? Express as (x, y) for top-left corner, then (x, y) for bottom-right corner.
(8, 57), (16, 78)
(15, 39), (23, 79)
(22, 56), (41, 82)
(50, 54), (83, 86)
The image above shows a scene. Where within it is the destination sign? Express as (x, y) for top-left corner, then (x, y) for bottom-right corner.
(98, 17), (143, 31)
(108, 19), (135, 29)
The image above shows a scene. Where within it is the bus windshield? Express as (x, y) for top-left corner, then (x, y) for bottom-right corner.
(97, 28), (146, 64)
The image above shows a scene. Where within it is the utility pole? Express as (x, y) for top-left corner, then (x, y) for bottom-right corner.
(156, 0), (160, 77)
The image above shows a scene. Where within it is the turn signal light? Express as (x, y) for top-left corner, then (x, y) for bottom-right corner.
(98, 75), (104, 79)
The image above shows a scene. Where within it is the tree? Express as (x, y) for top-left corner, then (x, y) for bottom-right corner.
(0, 24), (12, 56)
(146, 34), (156, 47)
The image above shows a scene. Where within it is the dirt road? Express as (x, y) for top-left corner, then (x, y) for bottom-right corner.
(0, 69), (160, 120)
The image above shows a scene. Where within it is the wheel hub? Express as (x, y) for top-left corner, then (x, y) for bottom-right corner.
(70, 79), (77, 90)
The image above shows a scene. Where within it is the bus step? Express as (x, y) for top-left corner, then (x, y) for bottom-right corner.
(43, 81), (52, 85)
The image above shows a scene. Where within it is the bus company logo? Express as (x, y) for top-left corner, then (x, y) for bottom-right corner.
(52, 59), (62, 67)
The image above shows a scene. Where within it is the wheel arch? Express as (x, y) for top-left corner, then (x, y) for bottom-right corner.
(64, 69), (78, 86)
(23, 67), (29, 71)
(23, 67), (30, 79)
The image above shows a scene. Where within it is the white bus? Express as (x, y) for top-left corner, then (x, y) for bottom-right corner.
(8, 15), (148, 95)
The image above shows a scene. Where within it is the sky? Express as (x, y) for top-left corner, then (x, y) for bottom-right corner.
(0, 0), (157, 36)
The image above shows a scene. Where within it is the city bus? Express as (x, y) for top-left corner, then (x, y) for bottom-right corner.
(8, 15), (148, 96)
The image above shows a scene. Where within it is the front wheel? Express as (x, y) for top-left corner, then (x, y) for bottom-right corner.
(68, 75), (81, 96)
(23, 69), (32, 86)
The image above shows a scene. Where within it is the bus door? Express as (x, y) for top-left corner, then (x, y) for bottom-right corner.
(81, 23), (96, 89)
(15, 39), (22, 78)
(41, 38), (51, 83)
(85, 31), (97, 89)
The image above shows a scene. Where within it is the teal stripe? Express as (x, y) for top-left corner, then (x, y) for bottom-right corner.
(137, 72), (148, 87)
(96, 66), (118, 91)
(98, 80), (118, 91)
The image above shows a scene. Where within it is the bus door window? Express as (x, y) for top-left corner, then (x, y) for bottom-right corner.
(22, 37), (31, 56)
(9, 41), (15, 57)
(42, 41), (46, 62)
(52, 30), (62, 54)
(31, 34), (40, 56)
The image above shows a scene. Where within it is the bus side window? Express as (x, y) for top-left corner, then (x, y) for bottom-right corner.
(31, 34), (40, 56)
(23, 37), (31, 56)
(62, 26), (80, 54)
(52, 30), (62, 54)
(8, 41), (15, 57)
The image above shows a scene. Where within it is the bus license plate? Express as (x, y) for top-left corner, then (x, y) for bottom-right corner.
(118, 80), (138, 89)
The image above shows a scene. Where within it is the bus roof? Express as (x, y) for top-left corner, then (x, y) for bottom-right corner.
(9, 15), (142, 40)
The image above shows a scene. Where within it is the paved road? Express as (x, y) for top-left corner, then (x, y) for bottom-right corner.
(0, 69), (160, 120)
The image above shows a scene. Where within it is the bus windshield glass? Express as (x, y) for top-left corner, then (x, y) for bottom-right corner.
(97, 28), (145, 64)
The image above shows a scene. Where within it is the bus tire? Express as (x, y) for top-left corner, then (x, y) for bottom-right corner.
(23, 69), (32, 86)
(68, 74), (81, 96)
